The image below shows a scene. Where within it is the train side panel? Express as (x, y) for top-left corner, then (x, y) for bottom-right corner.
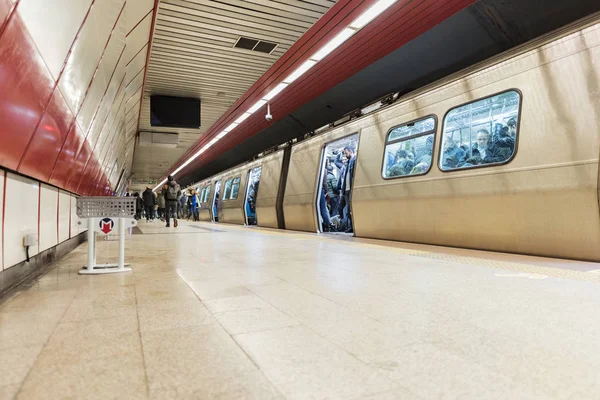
(219, 168), (249, 225)
(352, 21), (600, 261)
(255, 151), (284, 229)
(283, 126), (361, 232)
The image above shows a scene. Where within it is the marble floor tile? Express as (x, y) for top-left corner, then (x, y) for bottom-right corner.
(203, 294), (272, 313)
(186, 278), (251, 300)
(142, 325), (281, 399)
(0, 345), (43, 387)
(2, 220), (600, 399)
(214, 306), (300, 335)
(18, 353), (147, 400)
(137, 299), (215, 332)
(0, 309), (63, 350)
(0, 384), (20, 399)
(235, 326), (397, 400)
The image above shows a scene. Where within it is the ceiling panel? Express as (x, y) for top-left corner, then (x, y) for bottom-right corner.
(131, 0), (336, 187)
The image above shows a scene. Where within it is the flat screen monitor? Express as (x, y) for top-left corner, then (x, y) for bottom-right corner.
(150, 95), (200, 128)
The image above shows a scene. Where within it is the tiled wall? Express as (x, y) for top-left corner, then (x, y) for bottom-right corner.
(0, 0), (155, 196)
(1, 170), (87, 270)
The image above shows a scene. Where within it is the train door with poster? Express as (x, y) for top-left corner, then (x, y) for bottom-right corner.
(315, 134), (359, 234)
(211, 180), (221, 222)
(244, 166), (262, 225)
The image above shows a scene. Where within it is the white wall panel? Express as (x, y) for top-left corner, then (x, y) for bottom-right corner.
(18, 0), (93, 80)
(58, 191), (71, 243)
(0, 172), (4, 270)
(58, 0), (122, 115)
(126, 44), (147, 83)
(123, 12), (152, 64)
(39, 184), (58, 252)
(4, 173), (39, 269)
(70, 194), (78, 238)
(124, 0), (153, 35)
(77, 29), (127, 135)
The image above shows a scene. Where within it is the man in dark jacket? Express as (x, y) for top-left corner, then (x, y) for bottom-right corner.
(441, 138), (466, 170)
(467, 129), (503, 165)
(162, 175), (181, 228)
(142, 187), (155, 222)
(337, 146), (356, 233)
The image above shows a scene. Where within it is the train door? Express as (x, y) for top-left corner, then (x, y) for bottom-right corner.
(244, 166), (262, 225)
(211, 180), (221, 222)
(315, 134), (359, 235)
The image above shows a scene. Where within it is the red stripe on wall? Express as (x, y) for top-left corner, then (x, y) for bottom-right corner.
(126, 8), (153, 37)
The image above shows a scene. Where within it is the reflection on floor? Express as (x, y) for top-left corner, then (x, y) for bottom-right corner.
(1, 220), (600, 399)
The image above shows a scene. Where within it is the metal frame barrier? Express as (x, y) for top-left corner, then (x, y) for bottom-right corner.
(76, 197), (137, 275)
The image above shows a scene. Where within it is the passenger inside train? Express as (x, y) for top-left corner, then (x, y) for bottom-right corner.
(440, 90), (520, 171)
(382, 116), (435, 178)
(212, 180), (221, 222)
(317, 135), (359, 234)
(245, 166), (262, 225)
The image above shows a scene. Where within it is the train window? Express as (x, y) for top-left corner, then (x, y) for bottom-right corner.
(204, 185), (211, 202)
(230, 177), (241, 200)
(439, 90), (520, 171)
(200, 187), (206, 203)
(382, 116), (436, 179)
(223, 179), (233, 200)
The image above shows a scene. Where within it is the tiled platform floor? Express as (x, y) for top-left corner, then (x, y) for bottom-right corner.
(2, 220), (600, 399)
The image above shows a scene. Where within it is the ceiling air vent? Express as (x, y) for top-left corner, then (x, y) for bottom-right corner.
(234, 37), (278, 54)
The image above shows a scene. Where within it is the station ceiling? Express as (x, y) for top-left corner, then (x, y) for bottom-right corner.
(131, 0), (336, 188)
(131, 0), (600, 190)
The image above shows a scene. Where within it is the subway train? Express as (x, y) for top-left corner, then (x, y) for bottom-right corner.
(189, 13), (600, 261)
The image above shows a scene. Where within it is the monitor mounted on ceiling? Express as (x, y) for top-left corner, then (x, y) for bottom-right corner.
(150, 95), (201, 128)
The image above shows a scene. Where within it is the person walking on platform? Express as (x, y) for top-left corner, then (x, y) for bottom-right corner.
(142, 187), (155, 222)
(157, 187), (166, 220)
(162, 175), (181, 228)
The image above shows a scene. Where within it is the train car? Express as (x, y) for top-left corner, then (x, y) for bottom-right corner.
(197, 179), (214, 222)
(192, 150), (287, 227)
(282, 13), (600, 261)
(188, 14), (600, 261)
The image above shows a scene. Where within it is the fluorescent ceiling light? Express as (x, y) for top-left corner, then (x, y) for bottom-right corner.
(311, 28), (355, 61)
(235, 113), (251, 124)
(247, 99), (267, 113)
(224, 122), (239, 132)
(262, 83), (288, 101)
(350, 0), (397, 29)
(216, 130), (228, 139)
(153, 178), (167, 191)
(283, 60), (317, 84)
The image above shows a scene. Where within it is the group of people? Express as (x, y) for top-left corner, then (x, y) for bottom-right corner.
(384, 117), (517, 176)
(386, 135), (434, 178)
(246, 177), (260, 225)
(319, 145), (356, 233)
(441, 117), (516, 170)
(132, 175), (182, 227)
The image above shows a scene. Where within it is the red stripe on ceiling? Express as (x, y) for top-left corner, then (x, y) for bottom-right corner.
(126, 41), (148, 66)
(170, 0), (368, 168)
(132, 0), (160, 172)
(126, 8), (153, 37)
(172, 0), (476, 179)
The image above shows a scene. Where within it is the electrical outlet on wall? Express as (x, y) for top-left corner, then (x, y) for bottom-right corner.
(23, 233), (38, 247)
